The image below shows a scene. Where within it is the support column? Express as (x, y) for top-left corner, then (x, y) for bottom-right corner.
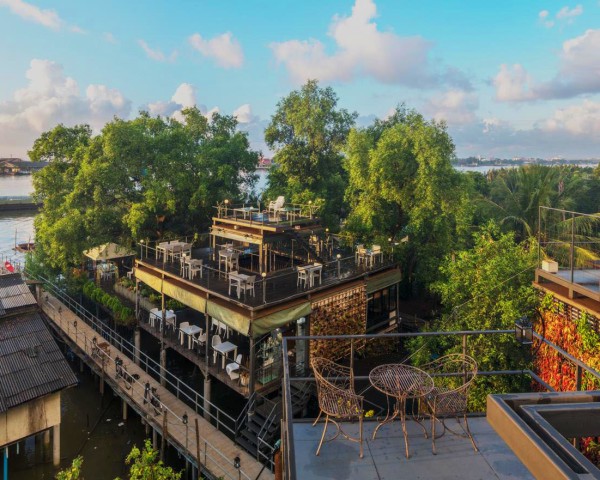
(134, 328), (141, 366)
(52, 424), (60, 467)
(203, 376), (211, 421)
(43, 429), (50, 448)
(160, 347), (167, 387)
(3, 447), (7, 480)
(152, 428), (158, 450)
(135, 279), (140, 321)
(122, 398), (128, 421)
(99, 374), (105, 396)
(79, 358), (84, 373)
(248, 334), (256, 400)
(145, 418), (150, 436)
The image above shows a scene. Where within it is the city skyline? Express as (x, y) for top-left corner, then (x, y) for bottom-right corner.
(1, 0), (600, 159)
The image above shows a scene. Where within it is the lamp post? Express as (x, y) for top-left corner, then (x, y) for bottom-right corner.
(139, 239), (144, 260)
(388, 237), (393, 260)
(336, 253), (341, 278)
(182, 412), (189, 450)
(515, 316), (533, 345)
(233, 455), (241, 480)
(224, 199), (229, 217)
(262, 272), (267, 304)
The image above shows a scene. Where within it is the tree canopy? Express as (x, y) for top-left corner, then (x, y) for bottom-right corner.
(264, 79), (357, 226)
(344, 106), (471, 290)
(31, 109), (258, 271)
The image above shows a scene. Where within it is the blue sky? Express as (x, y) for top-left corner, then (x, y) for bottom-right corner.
(1, 0), (600, 159)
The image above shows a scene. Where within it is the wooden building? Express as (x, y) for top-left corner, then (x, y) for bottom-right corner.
(0, 273), (77, 472)
(134, 201), (401, 400)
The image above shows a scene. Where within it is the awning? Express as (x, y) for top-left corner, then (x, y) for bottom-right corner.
(135, 268), (206, 312)
(251, 301), (311, 337)
(366, 269), (402, 294)
(207, 300), (311, 338)
(84, 242), (135, 261)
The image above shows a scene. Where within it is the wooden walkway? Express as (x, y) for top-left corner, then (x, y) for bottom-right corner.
(39, 291), (273, 480)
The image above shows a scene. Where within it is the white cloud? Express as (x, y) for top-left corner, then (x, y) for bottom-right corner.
(233, 104), (257, 124)
(538, 4), (582, 28)
(556, 4), (583, 20)
(542, 100), (600, 135)
(146, 83), (220, 122)
(188, 32), (244, 69)
(0, 0), (82, 32)
(269, 0), (469, 88)
(137, 39), (177, 63)
(0, 59), (131, 158)
(423, 89), (479, 125)
(493, 64), (535, 101)
(103, 32), (117, 44)
(495, 30), (600, 101)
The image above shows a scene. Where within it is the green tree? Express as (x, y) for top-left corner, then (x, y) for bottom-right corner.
(344, 105), (471, 290)
(56, 441), (181, 480)
(264, 79), (357, 226)
(411, 222), (538, 411)
(32, 109), (258, 272)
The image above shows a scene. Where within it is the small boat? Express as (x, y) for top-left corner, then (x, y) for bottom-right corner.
(15, 242), (35, 252)
(4, 261), (14, 273)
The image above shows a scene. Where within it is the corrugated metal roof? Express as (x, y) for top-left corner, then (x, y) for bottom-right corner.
(0, 311), (78, 412)
(0, 273), (36, 313)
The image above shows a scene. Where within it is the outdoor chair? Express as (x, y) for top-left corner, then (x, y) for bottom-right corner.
(212, 334), (222, 365)
(355, 244), (364, 263)
(191, 328), (206, 351)
(180, 254), (189, 277)
(310, 263), (322, 286)
(356, 247), (367, 266)
(422, 353), (479, 454)
(227, 252), (240, 272)
(226, 354), (243, 382)
(297, 266), (308, 288)
(157, 241), (169, 260)
(240, 275), (256, 297)
(268, 196), (285, 216)
(188, 259), (203, 279)
(178, 322), (190, 345)
(311, 357), (364, 458)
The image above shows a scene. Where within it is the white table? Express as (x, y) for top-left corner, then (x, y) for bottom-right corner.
(163, 241), (192, 262)
(299, 264), (322, 288)
(180, 324), (201, 349)
(228, 272), (250, 298)
(233, 206), (259, 219)
(213, 341), (238, 369)
(149, 308), (176, 331)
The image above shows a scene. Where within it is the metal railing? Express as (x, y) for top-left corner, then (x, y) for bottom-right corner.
(29, 272), (238, 438)
(42, 293), (252, 480)
(279, 329), (564, 480)
(213, 202), (319, 225)
(137, 241), (396, 308)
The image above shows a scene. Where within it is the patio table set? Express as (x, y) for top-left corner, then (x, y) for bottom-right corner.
(312, 354), (478, 459)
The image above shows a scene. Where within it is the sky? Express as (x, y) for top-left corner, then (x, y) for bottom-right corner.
(1, 0), (600, 160)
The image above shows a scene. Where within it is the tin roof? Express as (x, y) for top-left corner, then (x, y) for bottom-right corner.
(0, 311), (78, 412)
(0, 273), (37, 314)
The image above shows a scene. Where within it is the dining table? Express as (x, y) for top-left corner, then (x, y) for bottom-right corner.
(369, 363), (434, 458)
(298, 264), (322, 288)
(179, 324), (201, 349)
(213, 341), (238, 369)
(149, 308), (177, 331)
(233, 206), (259, 219)
(163, 241), (192, 262)
(228, 272), (250, 298)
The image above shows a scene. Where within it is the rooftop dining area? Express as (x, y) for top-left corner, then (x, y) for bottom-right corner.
(279, 330), (600, 480)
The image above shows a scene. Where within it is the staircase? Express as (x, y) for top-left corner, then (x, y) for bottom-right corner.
(235, 383), (312, 470)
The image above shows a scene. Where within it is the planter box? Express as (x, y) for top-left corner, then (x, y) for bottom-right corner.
(542, 260), (558, 273)
(114, 283), (157, 311)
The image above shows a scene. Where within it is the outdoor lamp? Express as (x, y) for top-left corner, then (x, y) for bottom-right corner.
(182, 413), (188, 425)
(224, 199), (229, 205)
(515, 316), (533, 345)
(233, 456), (241, 469)
(271, 327), (283, 342)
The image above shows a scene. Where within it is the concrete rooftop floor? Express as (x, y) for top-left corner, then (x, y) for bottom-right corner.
(292, 417), (533, 480)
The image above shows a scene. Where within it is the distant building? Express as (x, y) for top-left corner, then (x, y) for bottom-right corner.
(0, 159), (49, 175)
(0, 273), (77, 469)
(257, 157), (273, 169)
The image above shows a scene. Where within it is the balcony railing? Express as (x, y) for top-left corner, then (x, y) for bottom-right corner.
(213, 202), (319, 226)
(280, 329), (600, 480)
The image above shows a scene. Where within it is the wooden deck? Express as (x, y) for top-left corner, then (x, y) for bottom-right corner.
(39, 291), (274, 480)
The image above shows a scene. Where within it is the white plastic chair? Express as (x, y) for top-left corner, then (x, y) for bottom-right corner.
(311, 263), (322, 287)
(297, 266), (308, 288)
(212, 334), (222, 365)
(240, 275), (256, 297)
(178, 322), (190, 345)
(268, 196), (285, 215)
(226, 354), (243, 382)
(188, 259), (203, 279)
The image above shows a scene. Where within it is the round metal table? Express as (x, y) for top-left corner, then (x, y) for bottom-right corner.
(369, 363), (434, 458)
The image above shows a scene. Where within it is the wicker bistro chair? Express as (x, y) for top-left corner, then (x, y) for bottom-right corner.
(311, 357), (365, 458)
(422, 353), (478, 454)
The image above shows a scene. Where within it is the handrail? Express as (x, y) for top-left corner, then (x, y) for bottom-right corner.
(28, 271), (238, 437)
(43, 298), (252, 480)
